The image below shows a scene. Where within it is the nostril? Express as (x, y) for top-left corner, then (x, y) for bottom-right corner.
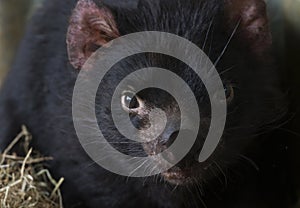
(163, 130), (179, 147)
(162, 129), (204, 166)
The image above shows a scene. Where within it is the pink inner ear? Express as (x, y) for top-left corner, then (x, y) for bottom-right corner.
(225, 0), (272, 56)
(66, 0), (119, 69)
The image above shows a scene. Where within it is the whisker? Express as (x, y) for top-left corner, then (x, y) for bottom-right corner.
(214, 161), (228, 187)
(129, 159), (148, 177)
(278, 128), (300, 138)
(214, 19), (241, 67)
(219, 65), (236, 76)
(202, 19), (214, 50)
(238, 154), (260, 171)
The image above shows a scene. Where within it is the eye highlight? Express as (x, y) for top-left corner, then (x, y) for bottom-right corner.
(121, 91), (142, 112)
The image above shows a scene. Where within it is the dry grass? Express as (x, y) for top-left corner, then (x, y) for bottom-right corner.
(0, 126), (64, 208)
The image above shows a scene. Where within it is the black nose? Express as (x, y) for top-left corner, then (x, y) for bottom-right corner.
(161, 129), (204, 168)
(163, 130), (179, 147)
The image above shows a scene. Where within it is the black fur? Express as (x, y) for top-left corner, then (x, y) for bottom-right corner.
(0, 0), (292, 207)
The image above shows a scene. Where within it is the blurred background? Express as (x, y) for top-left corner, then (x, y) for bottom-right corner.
(0, 0), (300, 205)
(0, 0), (44, 85)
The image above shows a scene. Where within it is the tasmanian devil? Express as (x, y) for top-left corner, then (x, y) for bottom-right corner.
(0, 0), (293, 207)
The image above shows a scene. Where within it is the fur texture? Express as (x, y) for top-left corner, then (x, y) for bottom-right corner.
(0, 0), (293, 207)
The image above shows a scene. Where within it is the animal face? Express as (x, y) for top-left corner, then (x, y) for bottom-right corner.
(67, 0), (287, 185)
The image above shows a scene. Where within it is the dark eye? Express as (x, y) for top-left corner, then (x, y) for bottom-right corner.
(224, 83), (234, 103)
(121, 91), (141, 111)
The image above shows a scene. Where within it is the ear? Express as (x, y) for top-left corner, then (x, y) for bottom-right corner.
(67, 0), (120, 69)
(225, 0), (272, 57)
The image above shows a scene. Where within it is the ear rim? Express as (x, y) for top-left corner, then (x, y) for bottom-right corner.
(66, 0), (119, 69)
(224, 0), (272, 57)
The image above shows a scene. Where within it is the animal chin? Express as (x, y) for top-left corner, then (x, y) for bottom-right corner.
(161, 168), (195, 185)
